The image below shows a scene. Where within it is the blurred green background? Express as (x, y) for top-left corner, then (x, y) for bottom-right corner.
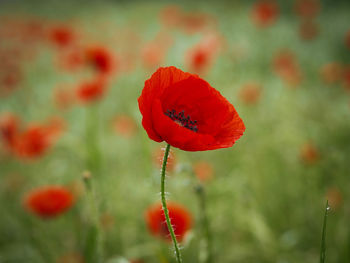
(0, 0), (350, 262)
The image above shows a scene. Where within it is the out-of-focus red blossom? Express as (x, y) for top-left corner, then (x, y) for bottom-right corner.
(141, 32), (173, 69)
(113, 115), (137, 138)
(239, 83), (262, 105)
(76, 77), (107, 103)
(0, 114), (65, 159)
(129, 260), (144, 263)
(0, 113), (19, 147)
(345, 30), (350, 50)
(138, 67), (245, 151)
(193, 161), (214, 182)
(180, 12), (216, 35)
(159, 5), (216, 34)
(159, 5), (182, 28)
(0, 64), (22, 97)
(54, 85), (75, 110)
(152, 147), (177, 172)
(85, 46), (115, 75)
(24, 185), (74, 218)
(326, 187), (343, 210)
(342, 66), (350, 91)
(294, 0), (321, 19)
(252, 0), (279, 28)
(56, 47), (85, 71)
(273, 50), (302, 87)
(299, 20), (319, 41)
(56, 252), (84, 263)
(186, 33), (223, 74)
(49, 25), (75, 48)
(320, 62), (343, 84)
(300, 142), (319, 165)
(145, 202), (192, 242)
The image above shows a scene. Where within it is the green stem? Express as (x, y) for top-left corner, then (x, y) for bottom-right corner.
(194, 183), (212, 263)
(320, 200), (329, 263)
(160, 144), (183, 263)
(83, 172), (104, 263)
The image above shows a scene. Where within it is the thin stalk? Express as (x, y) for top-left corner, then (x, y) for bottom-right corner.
(194, 183), (212, 263)
(320, 200), (329, 263)
(83, 172), (103, 263)
(160, 144), (183, 263)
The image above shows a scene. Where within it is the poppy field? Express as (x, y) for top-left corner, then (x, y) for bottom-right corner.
(0, 0), (350, 262)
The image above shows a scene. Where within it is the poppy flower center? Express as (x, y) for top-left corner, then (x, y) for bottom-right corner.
(165, 109), (198, 132)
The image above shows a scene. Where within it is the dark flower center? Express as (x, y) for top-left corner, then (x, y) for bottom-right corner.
(165, 109), (198, 132)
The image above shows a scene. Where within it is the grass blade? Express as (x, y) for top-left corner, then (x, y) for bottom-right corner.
(320, 200), (330, 263)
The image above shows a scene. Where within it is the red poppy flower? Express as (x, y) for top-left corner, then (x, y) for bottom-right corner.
(0, 113), (19, 147)
(300, 142), (319, 165)
(138, 67), (245, 151)
(193, 161), (214, 182)
(326, 187), (343, 210)
(294, 0), (320, 19)
(159, 5), (182, 28)
(252, 0), (279, 28)
(320, 62), (343, 84)
(238, 82), (262, 105)
(298, 20), (319, 41)
(49, 25), (75, 48)
(145, 202), (192, 242)
(24, 185), (74, 218)
(113, 114), (137, 138)
(186, 33), (223, 74)
(85, 46), (114, 74)
(343, 66), (350, 91)
(273, 50), (302, 87)
(0, 115), (65, 159)
(76, 77), (107, 103)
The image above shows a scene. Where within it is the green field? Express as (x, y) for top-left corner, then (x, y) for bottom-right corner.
(0, 1), (350, 262)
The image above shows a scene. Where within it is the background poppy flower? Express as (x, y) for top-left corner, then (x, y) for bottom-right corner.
(49, 25), (75, 48)
(138, 66), (245, 151)
(294, 0), (320, 19)
(193, 161), (214, 182)
(145, 202), (192, 242)
(251, 0), (279, 28)
(76, 77), (107, 103)
(238, 82), (262, 105)
(85, 46), (114, 75)
(345, 30), (350, 50)
(24, 185), (74, 218)
(320, 62), (343, 84)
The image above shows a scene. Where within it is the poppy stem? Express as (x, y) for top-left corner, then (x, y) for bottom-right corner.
(82, 171), (104, 263)
(194, 182), (212, 263)
(160, 143), (183, 263)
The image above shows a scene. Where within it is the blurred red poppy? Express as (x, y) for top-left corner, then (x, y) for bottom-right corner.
(186, 33), (223, 74)
(273, 50), (302, 87)
(320, 62), (343, 84)
(252, 0), (279, 28)
(145, 202), (192, 242)
(85, 46), (115, 75)
(57, 252), (84, 263)
(326, 187), (343, 210)
(300, 142), (319, 165)
(159, 5), (182, 28)
(238, 82), (262, 105)
(54, 84), (76, 110)
(24, 185), (74, 218)
(49, 25), (75, 48)
(298, 20), (319, 41)
(113, 114), (137, 138)
(193, 161), (214, 182)
(0, 114), (65, 159)
(343, 66), (350, 91)
(294, 0), (320, 19)
(138, 67), (245, 151)
(76, 77), (107, 103)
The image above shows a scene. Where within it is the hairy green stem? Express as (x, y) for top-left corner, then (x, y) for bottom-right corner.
(160, 144), (183, 263)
